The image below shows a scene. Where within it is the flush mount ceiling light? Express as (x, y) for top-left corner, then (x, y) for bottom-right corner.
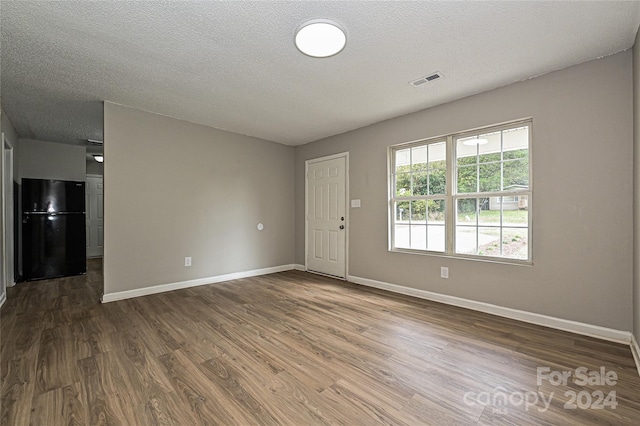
(462, 138), (489, 146)
(295, 19), (346, 58)
(93, 155), (104, 163)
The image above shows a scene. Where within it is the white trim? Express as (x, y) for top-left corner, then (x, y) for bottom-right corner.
(304, 151), (349, 279)
(347, 274), (632, 345)
(1, 133), (15, 299)
(631, 334), (640, 377)
(1, 133), (5, 302)
(305, 151), (350, 164)
(294, 264), (306, 271)
(102, 264), (297, 303)
(0, 292), (6, 309)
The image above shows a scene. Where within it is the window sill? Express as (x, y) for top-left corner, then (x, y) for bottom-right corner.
(389, 247), (533, 267)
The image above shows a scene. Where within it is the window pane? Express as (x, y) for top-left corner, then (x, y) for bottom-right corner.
(503, 148), (528, 161)
(478, 131), (501, 163)
(395, 149), (411, 173)
(428, 142), (446, 162)
(412, 146), (428, 171)
(479, 152), (501, 164)
(427, 225), (445, 252)
(428, 161), (446, 195)
(396, 173), (411, 196)
(456, 226), (477, 254)
(395, 225), (410, 249)
(410, 200), (426, 223)
(487, 197), (504, 219)
(428, 142), (447, 195)
(503, 158), (529, 188)
(410, 225), (427, 250)
(479, 163), (501, 192)
(503, 196), (528, 226)
(457, 165), (477, 193)
(396, 201), (410, 222)
(412, 172), (428, 196)
(503, 126), (528, 152)
(457, 138), (477, 167)
(478, 227), (500, 256)
(427, 199), (445, 224)
(456, 198), (477, 225)
(502, 228), (528, 259)
(477, 198), (496, 225)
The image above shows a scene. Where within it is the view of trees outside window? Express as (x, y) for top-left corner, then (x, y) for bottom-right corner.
(391, 123), (530, 261)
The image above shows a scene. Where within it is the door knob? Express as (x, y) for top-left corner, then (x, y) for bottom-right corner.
(339, 225), (345, 230)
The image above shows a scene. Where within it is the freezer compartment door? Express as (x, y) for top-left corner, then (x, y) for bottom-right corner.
(22, 178), (85, 213)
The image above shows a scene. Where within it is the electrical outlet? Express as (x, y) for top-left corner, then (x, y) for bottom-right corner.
(440, 267), (449, 279)
(185, 257), (192, 267)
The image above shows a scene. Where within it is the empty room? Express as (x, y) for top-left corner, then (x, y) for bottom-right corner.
(2, 1), (640, 425)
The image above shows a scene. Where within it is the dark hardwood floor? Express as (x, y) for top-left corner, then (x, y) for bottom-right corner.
(2, 259), (639, 425)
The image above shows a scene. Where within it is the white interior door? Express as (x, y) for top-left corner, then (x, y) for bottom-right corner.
(86, 175), (104, 258)
(306, 154), (347, 278)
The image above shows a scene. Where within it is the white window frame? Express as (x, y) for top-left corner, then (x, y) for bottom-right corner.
(388, 119), (532, 265)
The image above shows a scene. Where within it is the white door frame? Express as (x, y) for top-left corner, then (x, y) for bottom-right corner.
(1, 133), (15, 308)
(305, 152), (349, 279)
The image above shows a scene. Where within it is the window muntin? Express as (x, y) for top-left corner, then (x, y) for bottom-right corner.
(390, 121), (531, 263)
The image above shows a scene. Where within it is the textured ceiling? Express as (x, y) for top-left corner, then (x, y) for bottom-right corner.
(1, 1), (639, 146)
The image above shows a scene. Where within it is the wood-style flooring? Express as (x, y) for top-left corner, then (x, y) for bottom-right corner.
(2, 259), (640, 425)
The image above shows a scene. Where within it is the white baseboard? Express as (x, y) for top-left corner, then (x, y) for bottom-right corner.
(102, 264), (297, 303)
(0, 292), (6, 309)
(294, 264), (306, 271)
(347, 274), (632, 345)
(631, 334), (640, 376)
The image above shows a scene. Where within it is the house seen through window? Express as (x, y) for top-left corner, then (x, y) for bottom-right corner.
(390, 120), (531, 262)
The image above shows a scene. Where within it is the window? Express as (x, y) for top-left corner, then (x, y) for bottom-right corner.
(390, 120), (531, 263)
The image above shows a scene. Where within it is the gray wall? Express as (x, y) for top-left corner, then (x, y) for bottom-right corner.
(295, 51), (633, 331)
(86, 158), (103, 176)
(634, 27), (640, 344)
(19, 139), (86, 181)
(103, 103), (295, 295)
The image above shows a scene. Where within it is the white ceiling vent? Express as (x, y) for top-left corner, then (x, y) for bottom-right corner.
(410, 72), (444, 87)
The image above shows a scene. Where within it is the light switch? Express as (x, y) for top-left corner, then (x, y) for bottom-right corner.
(351, 199), (361, 208)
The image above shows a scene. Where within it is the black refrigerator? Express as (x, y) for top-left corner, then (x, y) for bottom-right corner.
(22, 179), (87, 281)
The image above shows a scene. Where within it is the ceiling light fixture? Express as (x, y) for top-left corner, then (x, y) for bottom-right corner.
(87, 139), (103, 144)
(462, 138), (489, 146)
(295, 19), (346, 58)
(93, 155), (104, 163)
